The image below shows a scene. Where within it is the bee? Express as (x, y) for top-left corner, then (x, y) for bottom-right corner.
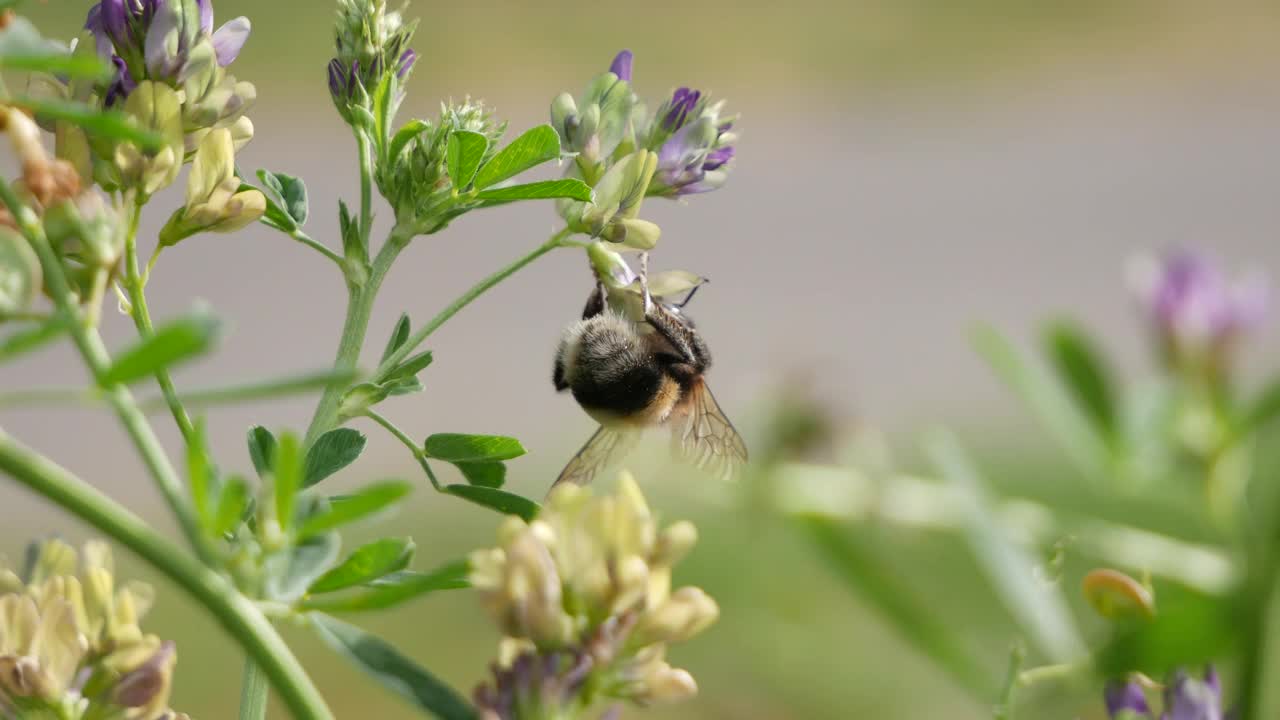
(552, 277), (748, 486)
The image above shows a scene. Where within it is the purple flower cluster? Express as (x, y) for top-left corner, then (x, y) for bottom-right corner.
(609, 49), (735, 198)
(1131, 250), (1268, 366)
(1106, 668), (1230, 720)
(327, 48), (416, 104)
(84, 0), (250, 105)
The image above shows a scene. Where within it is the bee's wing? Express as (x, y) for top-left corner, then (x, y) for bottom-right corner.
(670, 379), (749, 480)
(553, 425), (640, 488)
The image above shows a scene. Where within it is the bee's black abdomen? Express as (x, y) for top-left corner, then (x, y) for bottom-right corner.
(572, 362), (664, 416)
(565, 315), (663, 416)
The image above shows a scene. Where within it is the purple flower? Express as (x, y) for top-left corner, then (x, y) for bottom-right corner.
(85, 0), (250, 86)
(1163, 669), (1225, 720)
(661, 87), (701, 131)
(649, 112), (736, 197)
(396, 49), (417, 80)
(211, 16), (251, 66)
(609, 49), (633, 82)
(327, 58), (359, 102)
(1130, 250), (1268, 362)
(1105, 668), (1232, 720)
(703, 145), (734, 171)
(103, 55), (137, 107)
(1106, 680), (1151, 718)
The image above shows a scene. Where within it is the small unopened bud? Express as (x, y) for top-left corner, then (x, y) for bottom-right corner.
(643, 665), (698, 703)
(641, 587), (719, 644)
(1083, 568), (1155, 620)
(0, 226), (42, 316)
(602, 217), (660, 250)
(551, 92), (579, 145)
(653, 521), (698, 568)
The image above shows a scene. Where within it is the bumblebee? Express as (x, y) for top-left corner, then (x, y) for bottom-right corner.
(552, 279), (747, 486)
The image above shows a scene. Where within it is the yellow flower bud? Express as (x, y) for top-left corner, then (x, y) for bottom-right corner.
(639, 586), (719, 645)
(642, 664), (698, 703)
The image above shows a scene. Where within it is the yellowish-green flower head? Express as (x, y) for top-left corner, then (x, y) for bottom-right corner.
(158, 127), (266, 247)
(470, 472), (718, 713)
(0, 540), (185, 720)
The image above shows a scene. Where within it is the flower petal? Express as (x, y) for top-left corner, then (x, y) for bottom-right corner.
(609, 49), (633, 82)
(211, 16), (250, 66)
(197, 0), (214, 34)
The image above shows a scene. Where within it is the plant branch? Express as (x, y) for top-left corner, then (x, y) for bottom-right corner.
(121, 196), (196, 443)
(294, 227), (345, 267)
(0, 431), (333, 720)
(374, 226), (573, 379)
(0, 181), (209, 562)
(239, 658), (270, 720)
(363, 408), (441, 490)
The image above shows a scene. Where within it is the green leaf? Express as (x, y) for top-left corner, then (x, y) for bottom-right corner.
(0, 17), (113, 81)
(338, 199), (360, 258)
(925, 429), (1086, 664)
(311, 614), (476, 720)
(1045, 322), (1118, 444)
(456, 461), (505, 488)
(798, 515), (994, 698)
(273, 433), (303, 532)
(387, 351), (433, 382)
(381, 313), (411, 363)
(301, 561), (469, 612)
(0, 51), (111, 81)
(1097, 588), (1237, 678)
(303, 428), (367, 488)
(212, 475), (250, 536)
(475, 179), (593, 205)
(152, 368), (359, 410)
(101, 309), (220, 385)
(257, 169), (309, 228)
(424, 434), (525, 463)
(12, 96), (164, 151)
(473, 124), (561, 190)
(0, 318), (65, 362)
(187, 419), (216, 532)
(246, 426), (276, 478)
(446, 130), (488, 190)
(443, 485), (538, 521)
(385, 376), (423, 396)
(1240, 376), (1280, 438)
(387, 120), (429, 164)
(264, 533), (340, 603)
(309, 538), (415, 594)
(973, 326), (1108, 481)
(297, 481), (412, 539)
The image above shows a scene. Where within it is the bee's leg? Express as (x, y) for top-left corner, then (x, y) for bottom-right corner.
(675, 280), (704, 310)
(644, 299), (711, 373)
(582, 281), (606, 320)
(639, 252), (653, 315)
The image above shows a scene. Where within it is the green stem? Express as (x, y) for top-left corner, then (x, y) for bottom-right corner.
(358, 135), (374, 248)
(121, 197), (196, 443)
(239, 658), (270, 720)
(290, 227), (345, 268)
(1238, 534), (1280, 718)
(0, 387), (100, 408)
(993, 644), (1025, 720)
(363, 409), (441, 490)
(375, 227), (572, 379)
(0, 431), (333, 720)
(301, 235), (402, 448)
(0, 182), (209, 563)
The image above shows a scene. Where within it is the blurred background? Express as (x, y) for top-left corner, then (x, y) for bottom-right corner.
(4, 1), (1280, 717)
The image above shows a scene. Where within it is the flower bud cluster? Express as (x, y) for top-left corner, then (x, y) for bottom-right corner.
(0, 540), (190, 720)
(470, 473), (717, 719)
